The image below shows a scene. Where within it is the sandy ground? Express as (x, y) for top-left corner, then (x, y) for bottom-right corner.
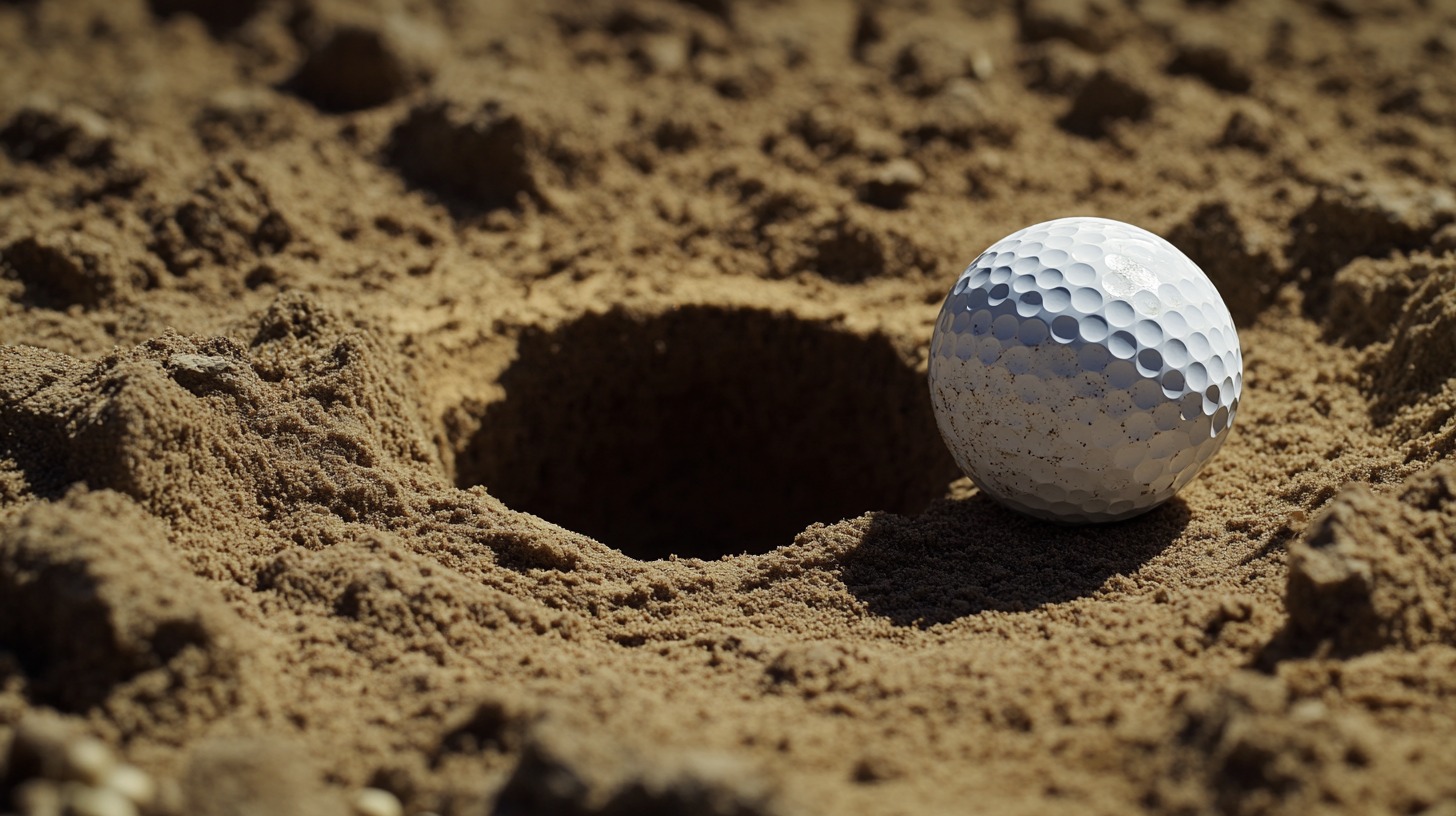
(3, 0), (1456, 813)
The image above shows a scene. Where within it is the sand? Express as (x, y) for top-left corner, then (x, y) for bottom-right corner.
(2, 0), (1456, 813)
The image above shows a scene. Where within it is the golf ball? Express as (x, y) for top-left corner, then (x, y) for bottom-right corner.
(928, 216), (1242, 522)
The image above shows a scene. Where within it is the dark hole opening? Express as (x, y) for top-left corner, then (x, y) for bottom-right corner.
(455, 305), (961, 560)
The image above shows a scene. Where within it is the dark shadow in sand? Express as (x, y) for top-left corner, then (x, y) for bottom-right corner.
(839, 493), (1191, 627)
(456, 306), (962, 562)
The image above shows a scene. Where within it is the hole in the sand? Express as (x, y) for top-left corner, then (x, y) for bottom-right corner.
(455, 306), (960, 561)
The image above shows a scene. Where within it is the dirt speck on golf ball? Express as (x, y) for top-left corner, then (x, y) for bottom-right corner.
(2, 1), (1455, 814)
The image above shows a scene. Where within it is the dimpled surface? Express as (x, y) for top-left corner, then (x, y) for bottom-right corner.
(928, 217), (1243, 522)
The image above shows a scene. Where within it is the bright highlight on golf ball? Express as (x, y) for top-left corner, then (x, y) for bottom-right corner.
(929, 216), (1243, 522)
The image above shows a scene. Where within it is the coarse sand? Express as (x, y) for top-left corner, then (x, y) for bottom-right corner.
(3, 0), (1456, 814)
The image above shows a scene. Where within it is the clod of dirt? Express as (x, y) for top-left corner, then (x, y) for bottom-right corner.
(434, 694), (533, 760)
(1144, 671), (1455, 815)
(243, 292), (445, 477)
(1285, 462), (1456, 655)
(0, 490), (248, 712)
(554, 1), (729, 76)
(193, 89), (303, 152)
(1, 232), (153, 310)
(1016, 0), (1128, 54)
(695, 50), (776, 101)
(1167, 38), (1253, 94)
(1166, 200), (1279, 327)
(0, 99), (116, 166)
(1057, 68), (1151, 137)
(892, 35), (974, 97)
(849, 5), (884, 61)
(0, 336), (262, 503)
(1017, 40), (1098, 95)
(1216, 104), (1277, 153)
(1286, 180), (1456, 310)
(1378, 74), (1456, 125)
(705, 165), (917, 281)
(1325, 254), (1447, 347)
(148, 161), (293, 276)
(803, 209), (929, 281)
(902, 80), (1018, 149)
(389, 99), (534, 210)
(643, 114), (700, 153)
(388, 95), (598, 212)
(633, 32), (691, 74)
(285, 13), (443, 112)
(1363, 258), (1456, 432)
(856, 159), (923, 209)
(790, 108), (900, 160)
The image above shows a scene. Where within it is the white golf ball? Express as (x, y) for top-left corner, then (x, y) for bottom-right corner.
(928, 216), (1243, 522)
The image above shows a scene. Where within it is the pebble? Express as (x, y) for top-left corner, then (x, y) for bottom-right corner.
(859, 158), (924, 209)
(103, 764), (158, 807)
(352, 787), (404, 816)
(64, 738), (118, 785)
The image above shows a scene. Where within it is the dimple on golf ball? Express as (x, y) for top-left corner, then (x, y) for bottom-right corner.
(928, 216), (1243, 522)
